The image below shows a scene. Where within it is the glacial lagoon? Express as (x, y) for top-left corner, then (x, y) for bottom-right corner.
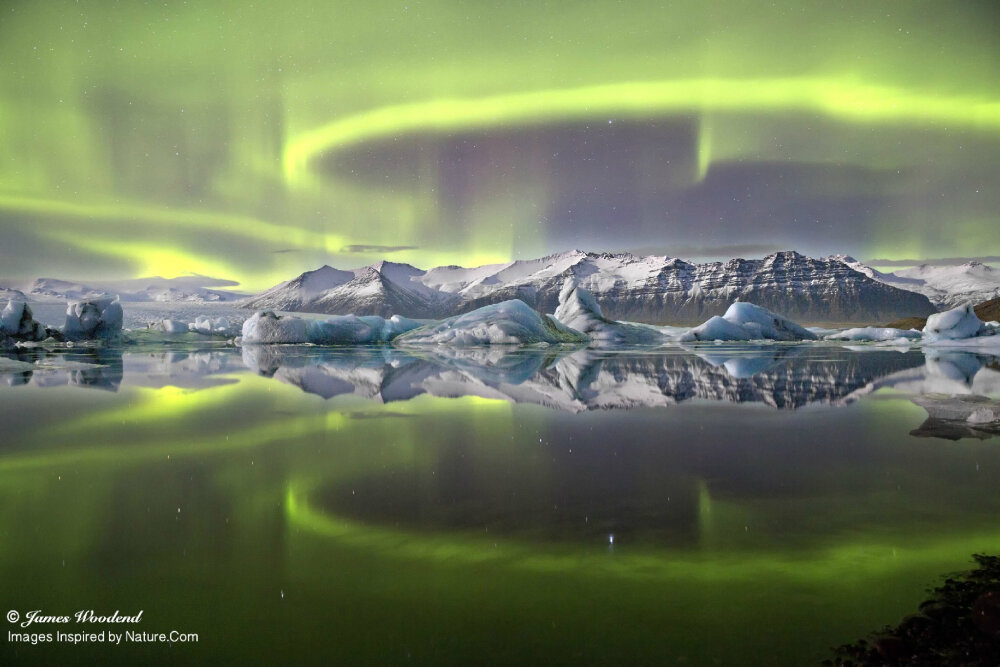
(2, 341), (999, 664)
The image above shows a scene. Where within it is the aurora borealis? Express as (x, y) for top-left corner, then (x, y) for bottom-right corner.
(2, 1), (999, 291)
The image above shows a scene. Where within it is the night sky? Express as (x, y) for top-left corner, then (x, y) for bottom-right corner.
(2, 0), (999, 291)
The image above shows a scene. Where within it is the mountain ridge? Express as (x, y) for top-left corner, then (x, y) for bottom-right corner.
(829, 256), (1000, 309)
(10, 276), (249, 303)
(244, 250), (938, 324)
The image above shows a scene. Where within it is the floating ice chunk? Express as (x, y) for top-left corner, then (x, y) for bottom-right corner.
(241, 311), (421, 345)
(395, 299), (586, 346)
(826, 327), (922, 342)
(1, 300), (46, 341)
(240, 311), (309, 344)
(678, 316), (753, 342)
(922, 303), (992, 341)
(383, 315), (424, 339)
(306, 314), (421, 344)
(553, 278), (665, 345)
(911, 394), (1000, 425)
(63, 297), (123, 341)
(720, 302), (818, 341)
(306, 315), (381, 344)
(160, 319), (190, 334)
(677, 301), (817, 342)
(679, 303), (817, 342)
(155, 316), (240, 337)
(190, 316), (240, 337)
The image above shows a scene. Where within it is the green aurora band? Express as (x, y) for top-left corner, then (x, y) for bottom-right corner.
(1, 0), (999, 289)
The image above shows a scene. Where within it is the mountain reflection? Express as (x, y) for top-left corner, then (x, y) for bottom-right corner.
(240, 345), (932, 411)
(4, 345), (999, 439)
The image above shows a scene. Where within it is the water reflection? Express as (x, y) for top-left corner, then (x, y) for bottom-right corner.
(909, 395), (1000, 440)
(4, 344), (1000, 438)
(240, 344), (932, 411)
(1, 347), (124, 390)
(2, 343), (1000, 665)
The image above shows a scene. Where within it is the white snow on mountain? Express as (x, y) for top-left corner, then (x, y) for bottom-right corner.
(244, 260), (453, 316)
(0, 286), (27, 302)
(828, 255), (1000, 309)
(250, 250), (936, 323)
(22, 275), (248, 303)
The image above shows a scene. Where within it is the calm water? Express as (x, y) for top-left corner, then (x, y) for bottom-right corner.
(1, 342), (999, 665)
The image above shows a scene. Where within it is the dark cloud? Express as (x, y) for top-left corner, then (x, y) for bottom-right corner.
(164, 274), (242, 288)
(866, 256), (1000, 267)
(341, 244), (419, 254)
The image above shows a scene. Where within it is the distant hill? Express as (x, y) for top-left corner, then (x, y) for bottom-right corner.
(830, 255), (1000, 310)
(6, 276), (249, 303)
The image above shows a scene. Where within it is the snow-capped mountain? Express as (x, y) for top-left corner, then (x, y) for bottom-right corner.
(829, 256), (1000, 309)
(313, 261), (458, 318)
(241, 265), (355, 311)
(249, 251), (935, 324)
(245, 260), (458, 317)
(445, 250), (936, 324)
(0, 286), (27, 302)
(22, 276), (247, 303)
(27, 278), (108, 302)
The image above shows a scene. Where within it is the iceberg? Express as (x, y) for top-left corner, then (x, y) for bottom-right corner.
(240, 311), (310, 344)
(62, 297), (124, 341)
(678, 302), (818, 342)
(157, 316), (241, 337)
(159, 319), (191, 334)
(553, 279), (666, 345)
(826, 327), (922, 342)
(922, 303), (993, 342)
(394, 299), (587, 346)
(240, 311), (422, 345)
(911, 394), (1000, 427)
(190, 316), (240, 337)
(678, 316), (753, 342)
(306, 314), (421, 345)
(1, 300), (47, 343)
